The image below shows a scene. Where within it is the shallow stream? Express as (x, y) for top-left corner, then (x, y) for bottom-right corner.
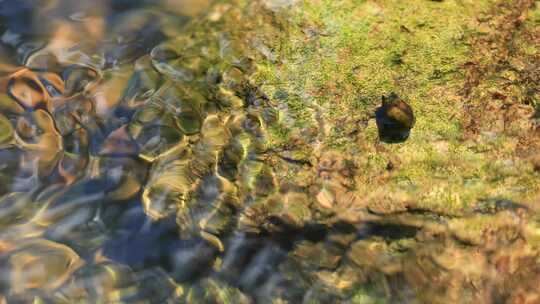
(1, 0), (540, 303)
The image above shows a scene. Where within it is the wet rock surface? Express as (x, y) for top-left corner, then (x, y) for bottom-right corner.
(0, 0), (539, 303)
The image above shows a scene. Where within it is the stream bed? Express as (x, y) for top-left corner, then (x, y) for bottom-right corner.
(1, 0), (540, 303)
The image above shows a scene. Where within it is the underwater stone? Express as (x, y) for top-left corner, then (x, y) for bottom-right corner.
(7, 69), (50, 110)
(7, 239), (84, 294)
(151, 44), (180, 62)
(62, 64), (100, 97)
(0, 112), (14, 146)
(0, 93), (25, 115)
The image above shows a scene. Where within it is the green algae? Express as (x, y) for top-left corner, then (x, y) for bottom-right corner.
(240, 1), (540, 300)
(252, 0), (540, 216)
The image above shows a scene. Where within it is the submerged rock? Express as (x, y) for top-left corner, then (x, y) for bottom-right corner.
(0, 112), (14, 146)
(5, 239), (84, 295)
(55, 262), (183, 303)
(185, 278), (251, 303)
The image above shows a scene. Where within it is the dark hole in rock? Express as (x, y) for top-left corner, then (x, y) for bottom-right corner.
(375, 93), (415, 143)
(359, 222), (420, 240)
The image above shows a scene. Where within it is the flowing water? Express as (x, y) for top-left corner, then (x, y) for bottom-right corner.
(0, 1), (323, 302)
(1, 0), (540, 303)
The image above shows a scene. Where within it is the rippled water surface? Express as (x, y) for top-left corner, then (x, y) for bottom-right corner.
(0, 1), (318, 302)
(1, 0), (540, 303)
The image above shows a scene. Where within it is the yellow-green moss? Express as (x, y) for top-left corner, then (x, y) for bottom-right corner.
(252, 0), (540, 215)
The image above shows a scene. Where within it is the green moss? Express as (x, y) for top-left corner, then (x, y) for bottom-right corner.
(350, 284), (389, 304)
(251, 0), (540, 214)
